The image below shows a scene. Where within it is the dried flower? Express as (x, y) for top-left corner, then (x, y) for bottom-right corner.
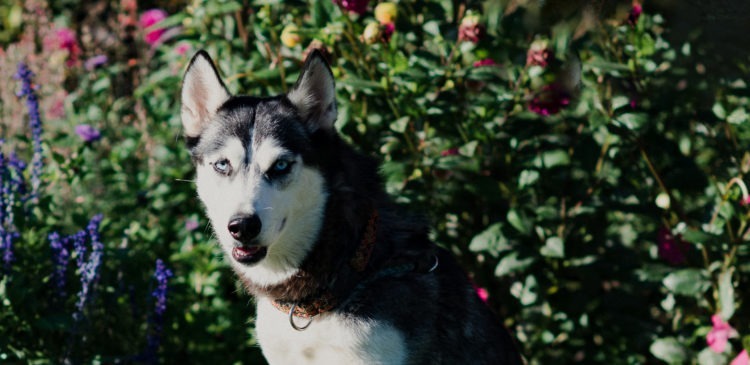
(140, 9), (168, 46)
(14, 63), (43, 199)
(333, 0), (369, 15)
(75, 124), (101, 143)
(706, 314), (737, 353)
(528, 83), (571, 116)
(526, 39), (552, 68)
(458, 12), (484, 43)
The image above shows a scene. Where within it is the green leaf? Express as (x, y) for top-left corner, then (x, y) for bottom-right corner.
(727, 108), (748, 125)
(518, 170), (539, 188)
(712, 102), (726, 119)
(540, 236), (564, 258)
(663, 269), (710, 296)
(495, 252), (535, 277)
(532, 150), (570, 168)
(507, 209), (532, 235)
(614, 113), (647, 131)
(650, 337), (688, 364)
(469, 223), (511, 255)
(389, 116), (409, 133)
(718, 269), (735, 321)
(697, 347), (726, 365)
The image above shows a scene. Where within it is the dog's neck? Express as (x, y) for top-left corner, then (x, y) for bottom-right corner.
(239, 195), (379, 310)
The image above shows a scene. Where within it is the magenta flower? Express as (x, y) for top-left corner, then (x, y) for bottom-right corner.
(528, 84), (571, 116)
(332, 0), (369, 15)
(473, 58), (497, 67)
(656, 227), (688, 265)
(382, 22), (395, 43)
(476, 287), (489, 303)
(441, 148), (459, 157)
(706, 314), (737, 353)
(75, 124), (101, 143)
(628, 3), (642, 26)
(43, 27), (81, 66)
(139, 9), (168, 46)
(733, 350), (749, 365)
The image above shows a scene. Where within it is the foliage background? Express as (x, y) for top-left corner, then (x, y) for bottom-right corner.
(0, 0), (749, 363)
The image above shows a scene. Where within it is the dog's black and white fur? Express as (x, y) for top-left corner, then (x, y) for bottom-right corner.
(180, 49), (522, 364)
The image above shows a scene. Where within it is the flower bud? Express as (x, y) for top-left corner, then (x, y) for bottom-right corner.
(375, 2), (397, 24)
(281, 24), (301, 48)
(362, 22), (382, 44)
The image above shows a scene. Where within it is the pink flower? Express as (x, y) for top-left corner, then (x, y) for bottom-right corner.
(473, 58), (497, 67)
(476, 287), (489, 303)
(44, 27), (81, 66)
(175, 43), (191, 56)
(332, 0), (369, 15)
(628, 3), (642, 26)
(657, 227), (688, 265)
(528, 84), (570, 116)
(381, 22), (395, 43)
(732, 350), (749, 365)
(740, 196), (750, 206)
(185, 219), (199, 232)
(706, 314), (738, 353)
(139, 9), (168, 46)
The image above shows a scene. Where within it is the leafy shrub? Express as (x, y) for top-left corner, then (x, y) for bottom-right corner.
(0, 0), (748, 364)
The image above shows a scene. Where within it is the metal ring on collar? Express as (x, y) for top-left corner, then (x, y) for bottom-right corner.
(288, 303), (314, 331)
(428, 254), (439, 272)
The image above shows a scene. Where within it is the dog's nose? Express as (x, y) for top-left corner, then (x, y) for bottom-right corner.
(227, 214), (262, 244)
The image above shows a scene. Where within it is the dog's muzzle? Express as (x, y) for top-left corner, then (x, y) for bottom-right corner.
(227, 214), (267, 264)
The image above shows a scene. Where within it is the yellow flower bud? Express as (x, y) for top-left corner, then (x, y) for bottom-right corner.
(362, 22), (381, 45)
(280, 24), (301, 48)
(375, 2), (397, 24)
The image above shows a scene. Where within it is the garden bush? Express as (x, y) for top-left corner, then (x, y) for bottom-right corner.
(0, 0), (748, 363)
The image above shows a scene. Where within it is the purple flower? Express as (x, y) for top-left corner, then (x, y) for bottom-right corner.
(84, 55), (108, 71)
(14, 63), (43, 200)
(73, 214), (105, 321)
(141, 258), (173, 363)
(1, 230), (18, 273)
(49, 232), (72, 297)
(75, 124), (101, 142)
(332, 0), (369, 15)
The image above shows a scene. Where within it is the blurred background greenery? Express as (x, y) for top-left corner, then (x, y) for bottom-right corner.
(0, 0), (749, 363)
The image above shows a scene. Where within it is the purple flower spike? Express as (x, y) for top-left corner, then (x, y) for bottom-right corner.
(141, 258), (173, 363)
(14, 63), (43, 199)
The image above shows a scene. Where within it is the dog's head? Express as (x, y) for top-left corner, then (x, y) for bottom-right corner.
(180, 50), (336, 287)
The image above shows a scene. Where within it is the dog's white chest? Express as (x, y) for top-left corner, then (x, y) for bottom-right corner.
(255, 298), (406, 365)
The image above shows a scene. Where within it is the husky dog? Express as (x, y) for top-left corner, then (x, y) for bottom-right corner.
(180, 49), (523, 365)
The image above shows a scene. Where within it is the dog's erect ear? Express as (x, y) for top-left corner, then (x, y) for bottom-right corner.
(287, 50), (337, 132)
(181, 50), (231, 138)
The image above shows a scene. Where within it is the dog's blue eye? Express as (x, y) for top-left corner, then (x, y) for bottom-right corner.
(273, 160), (291, 173)
(213, 159), (231, 175)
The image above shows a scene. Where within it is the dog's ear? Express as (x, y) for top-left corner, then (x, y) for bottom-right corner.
(287, 50), (337, 132)
(181, 50), (231, 138)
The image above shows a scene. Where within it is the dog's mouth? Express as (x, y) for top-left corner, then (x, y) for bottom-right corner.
(232, 245), (268, 265)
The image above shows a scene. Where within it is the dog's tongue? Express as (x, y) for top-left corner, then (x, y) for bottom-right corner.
(232, 246), (264, 262)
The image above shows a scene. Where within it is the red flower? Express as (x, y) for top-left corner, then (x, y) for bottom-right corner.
(627, 3), (642, 26)
(440, 148), (459, 157)
(656, 227), (688, 265)
(139, 9), (168, 46)
(706, 314), (737, 353)
(332, 0), (369, 15)
(528, 84), (570, 116)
